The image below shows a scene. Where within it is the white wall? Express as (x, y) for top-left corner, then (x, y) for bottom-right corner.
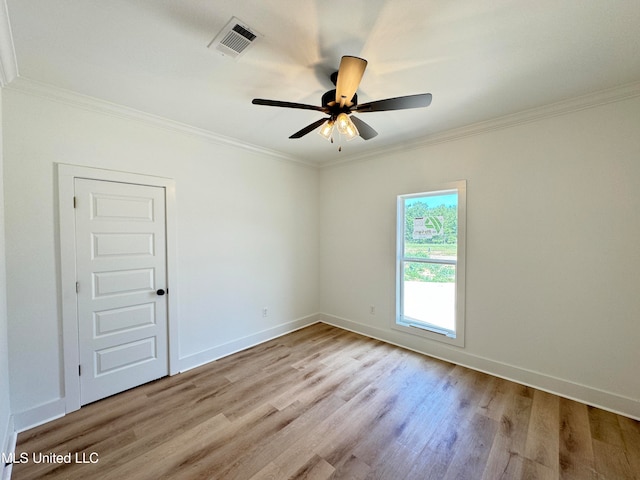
(3, 82), (639, 427)
(319, 95), (640, 419)
(3, 88), (319, 425)
(0, 90), (15, 461)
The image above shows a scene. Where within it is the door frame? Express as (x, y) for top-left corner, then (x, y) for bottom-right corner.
(57, 164), (179, 413)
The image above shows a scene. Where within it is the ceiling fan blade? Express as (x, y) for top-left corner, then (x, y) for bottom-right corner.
(354, 93), (432, 113)
(289, 118), (329, 139)
(335, 56), (368, 108)
(252, 98), (328, 113)
(350, 116), (378, 140)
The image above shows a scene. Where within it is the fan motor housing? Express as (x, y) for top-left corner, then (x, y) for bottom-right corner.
(321, 90), (357, 113)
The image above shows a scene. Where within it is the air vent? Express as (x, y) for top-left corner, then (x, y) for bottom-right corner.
(208, 17), (260, 59)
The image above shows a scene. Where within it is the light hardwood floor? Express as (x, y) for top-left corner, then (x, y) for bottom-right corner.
(12, 323), (640, 479)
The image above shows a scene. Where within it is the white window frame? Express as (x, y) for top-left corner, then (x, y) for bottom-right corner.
(394, 180), (466, 347)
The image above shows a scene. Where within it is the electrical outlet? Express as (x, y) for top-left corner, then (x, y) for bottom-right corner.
(370, 305), (376, 315)
(262, 307), (268, 317)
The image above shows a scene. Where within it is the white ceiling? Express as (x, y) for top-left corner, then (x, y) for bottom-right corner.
(4, 0), (640, 165)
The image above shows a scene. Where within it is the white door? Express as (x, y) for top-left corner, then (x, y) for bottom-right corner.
(74, 178), (168, 405)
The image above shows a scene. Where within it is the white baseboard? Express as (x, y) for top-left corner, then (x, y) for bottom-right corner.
(1, 461), (12, 480)
(178, 314), (321, 372)
(1, 415), (16, 480)
(12, 312), (634, 439)
(1, 413), (13, 454)
(12, 399), (66, 433)
(8, 315), (321, 436)
(1, 462), (12, 480)
(319, 313), (640, 421)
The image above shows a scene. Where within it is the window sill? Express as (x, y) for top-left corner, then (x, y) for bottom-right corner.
(392, 320), (465, 347)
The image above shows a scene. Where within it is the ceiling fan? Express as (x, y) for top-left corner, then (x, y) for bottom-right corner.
(252, 56), (432, 144)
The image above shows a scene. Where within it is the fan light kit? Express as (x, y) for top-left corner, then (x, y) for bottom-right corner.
(334, 113), (359, 140)
(252, 56), (432, 151)
(318, 119), (335, 141)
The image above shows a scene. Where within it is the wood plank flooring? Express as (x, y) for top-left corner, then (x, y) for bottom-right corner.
(11, 323), (640, 479)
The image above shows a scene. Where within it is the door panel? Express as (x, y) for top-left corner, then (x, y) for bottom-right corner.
(92, 233), (155, 257)
(92, 193), (154, 220)
(92, 268), (155, 297)
(75, 178), (168, 405)
(94, 303), (156, 336)
(95, 337), (157, 375)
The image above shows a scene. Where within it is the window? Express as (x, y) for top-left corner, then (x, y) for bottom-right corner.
(395, 181), (466, 346)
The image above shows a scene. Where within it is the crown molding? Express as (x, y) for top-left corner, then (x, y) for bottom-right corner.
(5, 76), (316, 167)
(6, 72), (640, 170)
(0, 0), (18, 86)
(323, 81), (640, 168)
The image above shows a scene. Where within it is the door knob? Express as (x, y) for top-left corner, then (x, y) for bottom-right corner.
(156, 289), (166, 296)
